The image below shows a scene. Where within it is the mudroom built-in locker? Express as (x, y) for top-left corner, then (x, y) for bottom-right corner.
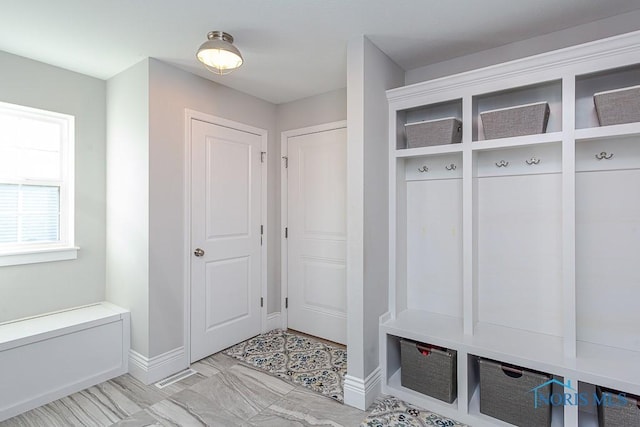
(381, 30), (640, 427)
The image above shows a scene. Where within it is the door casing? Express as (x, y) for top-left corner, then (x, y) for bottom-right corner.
(280, 120), (348, 331)
(184, 109), (268, 364)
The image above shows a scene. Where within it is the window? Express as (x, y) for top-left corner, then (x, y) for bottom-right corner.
(0, 101), (76, 266)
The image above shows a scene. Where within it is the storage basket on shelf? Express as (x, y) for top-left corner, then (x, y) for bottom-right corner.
(593, 85), (640, 126)
(480, 101), (550, 139)
(478, 358), (552, 427)
(404, 117), (462, 148)
(597, 386), (640, 426)
(400, 339), (457, 403)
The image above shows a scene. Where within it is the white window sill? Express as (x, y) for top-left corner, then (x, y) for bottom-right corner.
(0, 246), (79, 267)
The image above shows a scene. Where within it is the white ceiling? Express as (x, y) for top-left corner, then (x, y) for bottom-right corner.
(1, 1), (640, 104)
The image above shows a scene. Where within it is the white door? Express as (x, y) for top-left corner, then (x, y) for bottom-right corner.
(190, 118), (263, 362)
(285, 125), (347, 344)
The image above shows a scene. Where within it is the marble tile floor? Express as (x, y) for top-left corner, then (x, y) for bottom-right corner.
(0, 353), (369, 427)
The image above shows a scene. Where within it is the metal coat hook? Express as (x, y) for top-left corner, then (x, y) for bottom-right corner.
(595, 151), (614, 160)
(525, 157), (541, 165)
(495, 160), (509, 168)
(445, 164), (457, 171)
(418, 166), (429, 173)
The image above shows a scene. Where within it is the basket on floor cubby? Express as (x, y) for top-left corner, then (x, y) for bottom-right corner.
(597, 386), (640, 426)
(479, 358), (553, 427)
(400, 339), (457, 403)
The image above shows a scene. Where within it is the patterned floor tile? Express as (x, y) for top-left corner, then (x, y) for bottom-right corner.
(224, 329), (346, 402)
(360, 396), (468, 427)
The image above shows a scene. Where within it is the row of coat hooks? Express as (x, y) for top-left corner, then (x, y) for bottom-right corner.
(418, 151), (615, 172)
(418, 164), (457, 172)
(494, 151), (615, 168)
(495, 157), (542, 167)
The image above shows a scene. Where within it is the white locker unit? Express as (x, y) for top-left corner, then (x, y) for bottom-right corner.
(382, 30), (640, 427)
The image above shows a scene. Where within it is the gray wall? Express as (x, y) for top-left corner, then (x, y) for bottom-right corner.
(147, 59), (278, 357)
(346, 36), (403, 401)
(106, 59), (150, 356)
(274, 88), (347, 313)
(406, 9), (640, 85)
(0, 50), (106, 323)
(362, 39), (404, 377)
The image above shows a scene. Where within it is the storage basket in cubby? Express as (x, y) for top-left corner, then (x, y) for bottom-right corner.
(480, 101), (550, 139)
(479, 358), (552, 427)
(400, 339), (457, 403)
(594, 85), (640, 126)
(404, 117), (462, 148)
(597, 386), (640, 426)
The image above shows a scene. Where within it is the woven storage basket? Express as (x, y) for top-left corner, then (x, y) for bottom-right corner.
(594, 85), (640, 126)
(400, 339), (457, 403)
(479, 358), (552, 427)
(480, 102), (550, 139)
(597, 387), (640, 426)
(404, 117), (462, 148)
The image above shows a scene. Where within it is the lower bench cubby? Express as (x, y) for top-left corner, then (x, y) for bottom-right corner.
(596, 386), (640, 426)
(400, 338), (457, 403)
(477, 357), (554, 427)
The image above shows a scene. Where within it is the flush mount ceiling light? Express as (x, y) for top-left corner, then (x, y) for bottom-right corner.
(196, 31), (244, 75)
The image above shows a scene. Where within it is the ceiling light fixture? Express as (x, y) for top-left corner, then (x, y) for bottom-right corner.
(196, 31), (244, 75)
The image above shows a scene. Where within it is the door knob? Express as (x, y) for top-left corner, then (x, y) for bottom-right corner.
(194, 248), (205, 257)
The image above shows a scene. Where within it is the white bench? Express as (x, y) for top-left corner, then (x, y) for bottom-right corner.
(0, 302), (130, 421)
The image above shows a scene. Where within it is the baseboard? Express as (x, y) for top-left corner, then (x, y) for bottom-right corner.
(343, 366), (382, 410)
(266, 312), (282, 331)
(128, 346), (188, 385)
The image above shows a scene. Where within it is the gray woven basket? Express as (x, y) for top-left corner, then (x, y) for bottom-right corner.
(400, 339), (457, 403)
(480, 102), (550, 139)
(404, 117), (462, 148)
(594, 85), (640, 126)
(479, 358), (552, 427)
(597, 387), (640, 426)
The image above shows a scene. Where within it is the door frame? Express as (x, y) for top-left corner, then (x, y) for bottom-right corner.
(280, 120), (347, 330)
(184, 109), (268, 364)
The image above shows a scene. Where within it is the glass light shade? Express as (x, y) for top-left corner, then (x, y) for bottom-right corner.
(197, 31), (243, 75)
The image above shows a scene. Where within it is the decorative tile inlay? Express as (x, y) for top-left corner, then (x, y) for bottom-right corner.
(224, 330), (347, 402)
(360, 396), (468, 427)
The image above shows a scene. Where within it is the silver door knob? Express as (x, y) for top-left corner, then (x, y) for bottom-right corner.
(194, 248), (205, 257)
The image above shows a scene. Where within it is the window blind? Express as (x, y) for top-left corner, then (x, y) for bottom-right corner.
(0, 184), (60, 245)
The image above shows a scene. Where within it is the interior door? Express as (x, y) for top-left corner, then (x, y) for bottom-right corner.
(286, 126), (347, 344)
(190, 118), (263, 362)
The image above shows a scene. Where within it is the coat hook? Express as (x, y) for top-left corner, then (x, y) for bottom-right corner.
(525, 157), (541, 165)
(418, 166), (429, 173)
(445, 164), (457, 171)
(595, 151), (614, 160)
(495, 160), (509, 168)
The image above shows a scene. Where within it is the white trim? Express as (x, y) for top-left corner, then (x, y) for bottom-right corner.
(280, 120), (348, 331)
(387, 29), (640, 106)
(343, 367), (382, 411)
(184, 109), (268, 363)
(128, 346), (186, 385)
(0, 102), (75, 266)
(266, 312), (282, 331)
(0, 246), (78, 267)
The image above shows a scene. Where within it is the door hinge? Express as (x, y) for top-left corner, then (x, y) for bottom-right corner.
(282, 156), (288, 168)
(261, 225), (264, 235)
(285, 227), (288, 238)
(261, 297), (264, 308)
(285, 297), (288, 309)
(261, 151), (266, 163)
